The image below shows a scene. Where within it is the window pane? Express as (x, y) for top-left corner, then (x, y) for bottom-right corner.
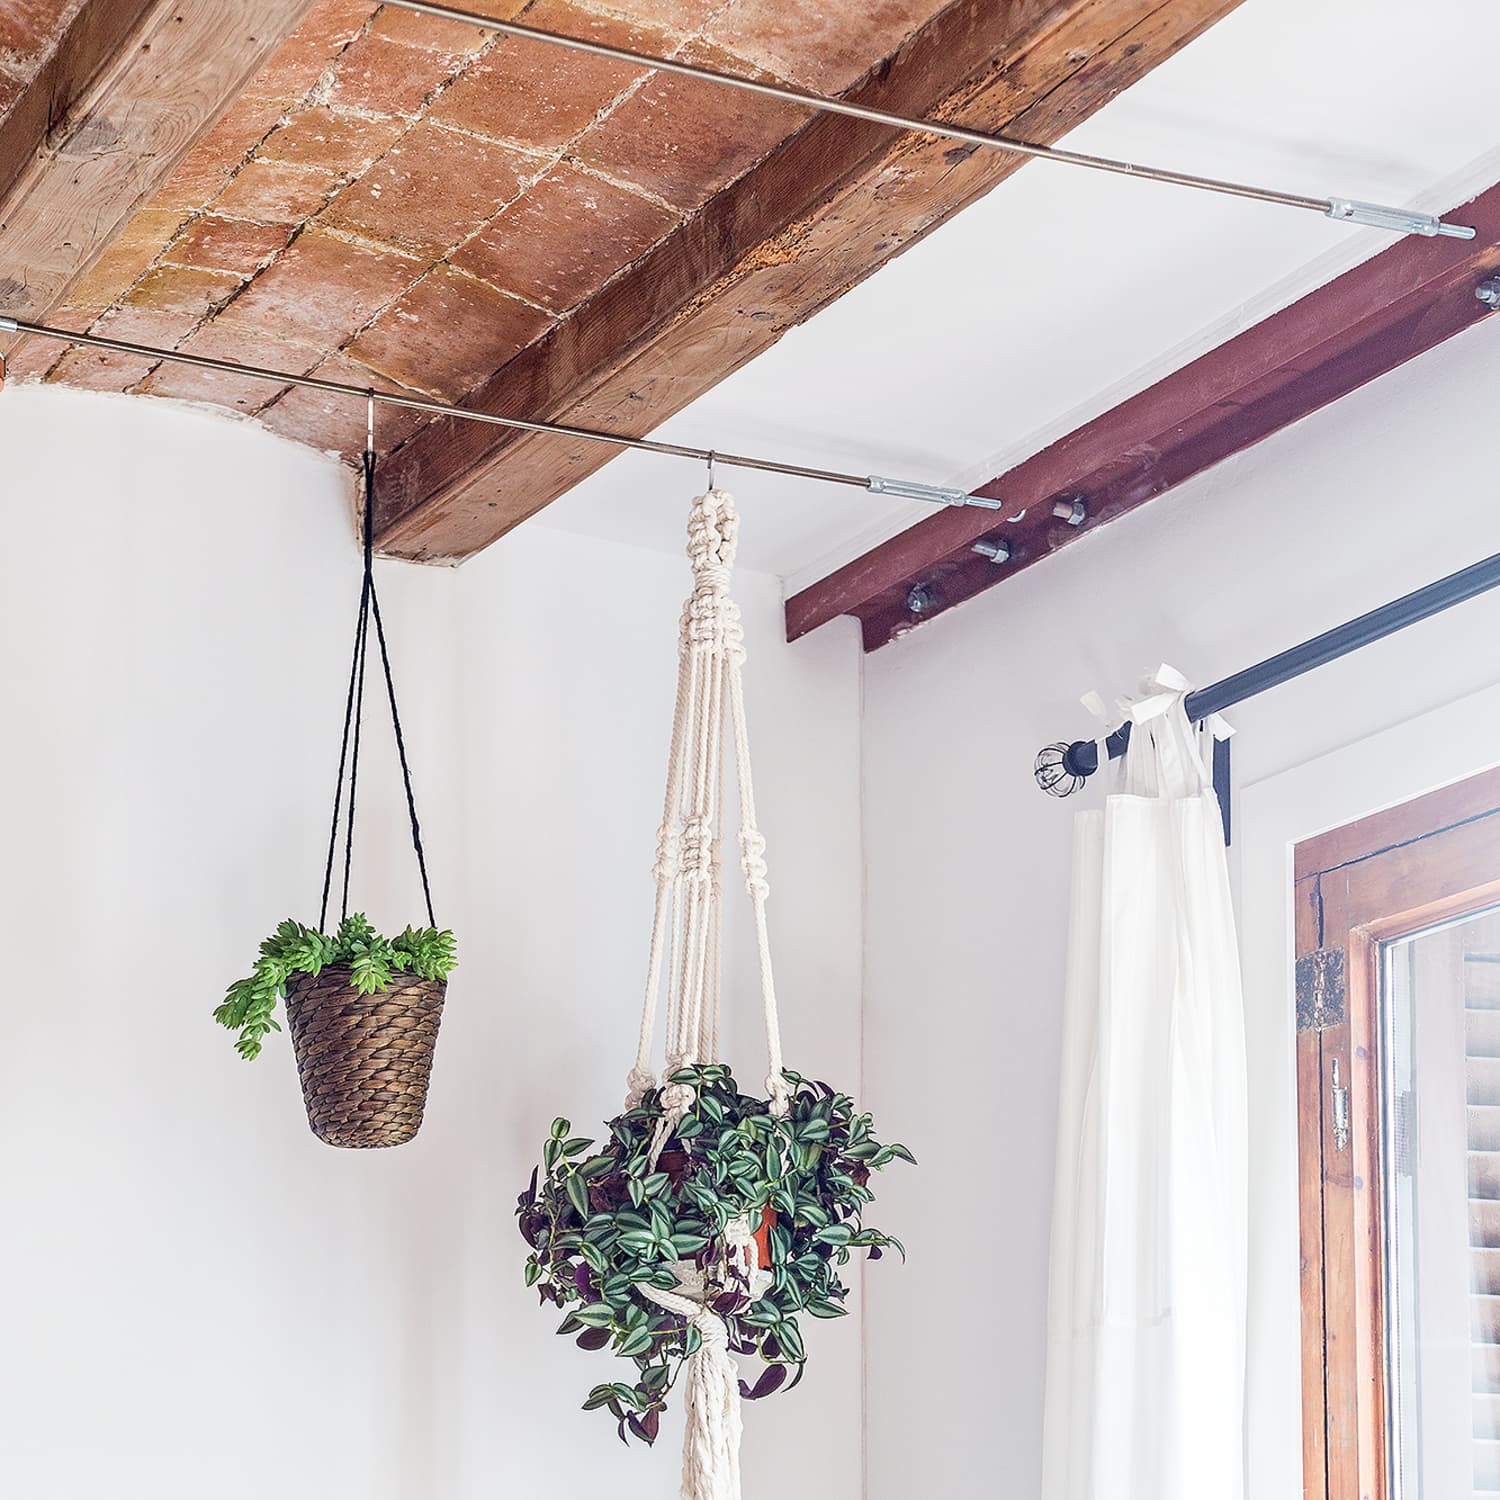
(1384, 905), (1500, 1498)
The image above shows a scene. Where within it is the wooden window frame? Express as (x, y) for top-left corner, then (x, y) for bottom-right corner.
(1294, 764), (1500, 1500)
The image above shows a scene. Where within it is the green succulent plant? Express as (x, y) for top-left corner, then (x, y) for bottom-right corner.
(215, 913), (457, 1060)
(518, 1064), (911, 1446)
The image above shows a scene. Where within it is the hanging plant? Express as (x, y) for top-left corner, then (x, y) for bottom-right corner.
(518, 1064), (910, 1446)
(214, 430), (456, 1150)
(520, 489), (911, 1496)
(217, 915), (456, 1060)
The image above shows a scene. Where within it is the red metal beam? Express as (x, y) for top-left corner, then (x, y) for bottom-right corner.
(785, 180), (1500, 653)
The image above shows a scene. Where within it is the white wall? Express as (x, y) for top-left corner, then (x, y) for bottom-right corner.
(13, 303), (1500, 1500)
(859, 316), (1500, 1498)
(0, 388), (864, 1499)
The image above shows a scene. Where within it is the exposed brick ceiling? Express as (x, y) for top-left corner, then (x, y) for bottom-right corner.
(7, 0), (951, 461)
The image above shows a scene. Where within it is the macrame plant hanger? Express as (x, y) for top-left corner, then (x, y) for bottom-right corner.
(624, 480), (788, 1500)
(319, 395), (436, 935)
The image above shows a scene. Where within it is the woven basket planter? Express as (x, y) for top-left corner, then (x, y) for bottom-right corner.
(284, 965), (446, 1148)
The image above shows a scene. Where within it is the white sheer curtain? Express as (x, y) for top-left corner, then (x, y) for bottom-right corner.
(1041, 669), (1248, 1500)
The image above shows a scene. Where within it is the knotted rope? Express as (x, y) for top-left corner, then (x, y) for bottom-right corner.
(639, 1274), (745, 1500)
(626, 490), (788, 1500)
(637, 1223), (769, 1500)
(629, 490), (788, 1133)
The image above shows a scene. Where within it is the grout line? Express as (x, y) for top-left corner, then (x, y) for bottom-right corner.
(303, 221), (427, 263)
(415, 114), (555, 164)
(567, 0), (694, 39)
(568, 155), (682, 214)
(436, 258), (557, 317)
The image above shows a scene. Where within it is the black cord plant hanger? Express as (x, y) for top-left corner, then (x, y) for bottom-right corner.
(321, 408), (436, 937)
(214, 399), (458, 1149)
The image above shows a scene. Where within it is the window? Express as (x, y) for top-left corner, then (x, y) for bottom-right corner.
(1295, 767), (1500, 1500)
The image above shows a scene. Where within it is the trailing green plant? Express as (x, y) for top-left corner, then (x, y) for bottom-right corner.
(517, 1064), (912, 1446)
(215, 913), (457, 1060)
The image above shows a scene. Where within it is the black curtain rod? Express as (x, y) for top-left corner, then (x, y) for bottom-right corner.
(1036, 546), (1500, 795)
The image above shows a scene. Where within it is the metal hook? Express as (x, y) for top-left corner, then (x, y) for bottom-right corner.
(706, 449), (717, 492)
(0, 349), (8, 388)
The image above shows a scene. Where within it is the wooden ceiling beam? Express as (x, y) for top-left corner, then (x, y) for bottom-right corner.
(0, 0), (317, 327)
(786, 177), (1500, 652)
(373, 0), (1247, 561)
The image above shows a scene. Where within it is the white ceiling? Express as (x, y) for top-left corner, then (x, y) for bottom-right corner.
(532, 0), (1500, 590)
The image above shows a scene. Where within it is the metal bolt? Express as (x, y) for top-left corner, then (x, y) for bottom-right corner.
(906, 582), (942, 615)
(971, 538), (1012, 564)
(1478, 277), (1500, 310)
(1052, 497), (1088, 527)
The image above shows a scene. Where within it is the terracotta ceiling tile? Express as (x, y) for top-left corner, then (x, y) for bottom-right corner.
(212, 158), (339, 226)
(452, 160), (678, 312)
(148, 97), (290, 213)
(8, 305), (94, 384)
(162, 216), (294, 279)
(258, 106), (407, 177)
(89, 299), (224, 360)
(346, 264), (552, 398)
(320, 120), (536, 259)
(455, 0), (547, 14)
(367, 5), (497, 58)
(219, 227), (423, 347)
(120, 264), (243, 327)
(327, 29), (460, 116)
(136, 324), (323, 412)
(706, 0), (946, 92)
(7, 335), (63, 383)
(245, 0), (377, 104)
(0, 0), (71, 62)
(245, 387), (340, 455)
(429, 0), (672, 152)
(137, 361), (286, 413)
(45, 346), (157, 394)
(65, 209), (191, 310)
(176, 321), (325, 378)
(574, 42), (807, 210)
(587, 0), (721, 31)
(256, 350), (431, 457)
